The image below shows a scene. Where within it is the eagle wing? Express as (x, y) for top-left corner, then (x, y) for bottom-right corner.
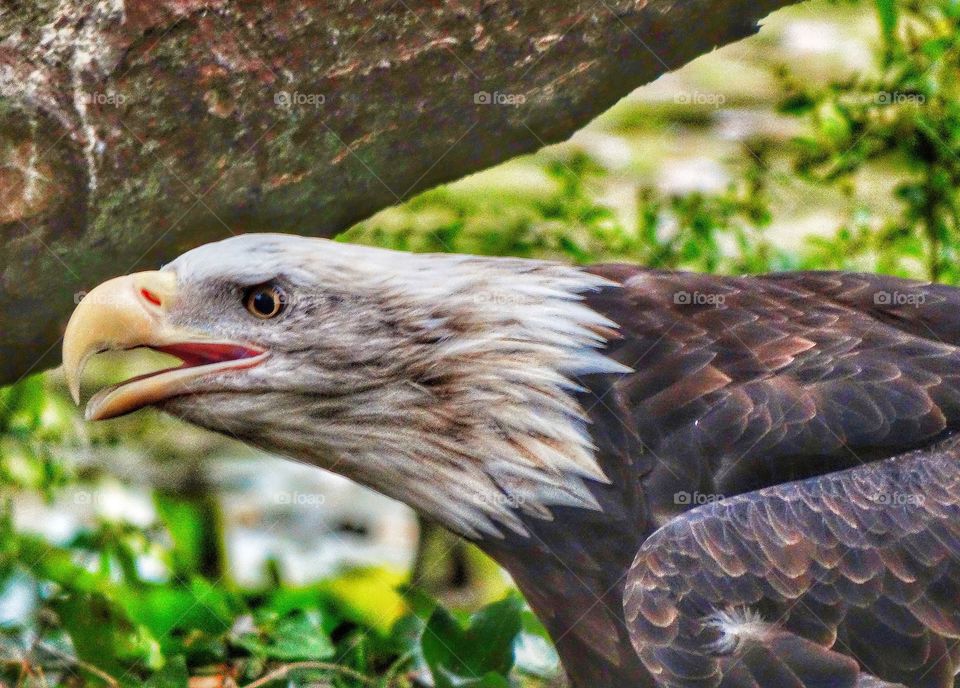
(623, 439), (960, 688)
(580, 269), (960, 686)
(586, 268), (960, 526)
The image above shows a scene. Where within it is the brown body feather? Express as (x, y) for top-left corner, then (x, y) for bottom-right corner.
(487, 267), (960, 688)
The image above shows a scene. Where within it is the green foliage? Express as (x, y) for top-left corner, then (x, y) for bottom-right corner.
(421, 596), (522, 688)
(232, 612), (336, 662)
(0, 380), (542, 687)
(343, 150), (782, 274)
(0, 377), (72, 496)
(6, 0), (960, 685)
(781, 0), (960, 280)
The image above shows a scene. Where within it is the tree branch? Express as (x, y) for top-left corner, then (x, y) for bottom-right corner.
(0, 0), (802, 384)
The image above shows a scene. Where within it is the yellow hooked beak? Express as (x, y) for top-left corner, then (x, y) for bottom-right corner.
(62, 270), (268, 421)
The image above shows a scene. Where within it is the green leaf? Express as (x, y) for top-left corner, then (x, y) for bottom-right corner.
(123, 579), (236, 641)
(144, 656), (189, 688)
(267, 614), (336, 660)
(235, 612), (335, 661)
(53, 591), (160, 678)
(422, 596), (523, 688)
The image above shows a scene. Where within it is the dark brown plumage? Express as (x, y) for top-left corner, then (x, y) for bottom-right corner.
(531, 267), (960, 687)
(625, 439), (960, 688)
(62, 237), (960, 688)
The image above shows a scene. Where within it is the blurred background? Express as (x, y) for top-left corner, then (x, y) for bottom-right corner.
(3, 0), (959, 685)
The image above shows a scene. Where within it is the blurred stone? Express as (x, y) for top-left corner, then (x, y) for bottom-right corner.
(658, 157), (728, 194)
(214, 455), (418, 585)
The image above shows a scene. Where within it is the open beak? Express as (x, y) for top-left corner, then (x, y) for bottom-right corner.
(62, 270), (268, 421)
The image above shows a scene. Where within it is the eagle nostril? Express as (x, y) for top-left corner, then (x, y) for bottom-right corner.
(140, 288), (162, 307)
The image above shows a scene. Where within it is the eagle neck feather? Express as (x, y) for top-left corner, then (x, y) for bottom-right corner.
(302, 250), (631, 539)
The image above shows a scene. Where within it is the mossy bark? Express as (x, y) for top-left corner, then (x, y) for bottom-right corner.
(0, 0), (802, 384)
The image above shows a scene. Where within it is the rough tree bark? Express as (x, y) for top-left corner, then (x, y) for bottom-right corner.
(0, 0), (802, 385)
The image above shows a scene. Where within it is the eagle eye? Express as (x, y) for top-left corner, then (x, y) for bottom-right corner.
(244, 284), (285, 319)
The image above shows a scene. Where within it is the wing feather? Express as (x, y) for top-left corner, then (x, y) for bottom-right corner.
(624, 439), (960, 688)
(585, 267), (960, 527)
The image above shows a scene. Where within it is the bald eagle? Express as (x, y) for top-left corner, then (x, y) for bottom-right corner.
(63, 234), (960, 688)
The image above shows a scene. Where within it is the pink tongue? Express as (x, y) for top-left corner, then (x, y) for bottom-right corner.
(153, 343), (263, 366)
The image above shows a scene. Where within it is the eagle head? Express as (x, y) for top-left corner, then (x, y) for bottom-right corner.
(63, 234), (628, 538)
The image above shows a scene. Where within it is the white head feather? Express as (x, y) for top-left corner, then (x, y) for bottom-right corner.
(164, 234), (631, 538)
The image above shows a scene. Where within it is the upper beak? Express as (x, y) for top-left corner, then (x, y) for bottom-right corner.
(62, 270), (267, 421)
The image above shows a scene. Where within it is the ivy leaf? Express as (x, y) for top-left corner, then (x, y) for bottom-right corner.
(123, 578), (236, 643)
(422, 596), (523, 688)
(235, 612), (335, 661)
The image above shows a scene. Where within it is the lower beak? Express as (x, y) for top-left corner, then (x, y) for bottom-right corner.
(62, 271), (267, 421)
